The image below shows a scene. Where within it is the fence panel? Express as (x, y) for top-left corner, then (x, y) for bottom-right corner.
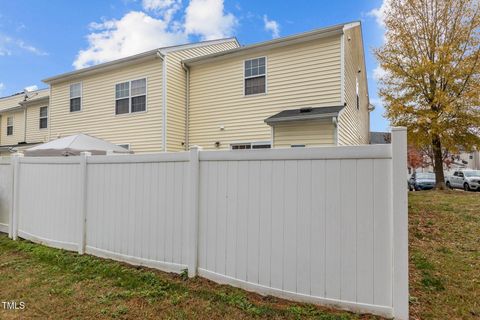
(85, 153), (190, 272)
(197, 147), (394, 317)
(17, 157), (81, 251)
(2, 128), (407, 319)
(0, 158), (12, 233)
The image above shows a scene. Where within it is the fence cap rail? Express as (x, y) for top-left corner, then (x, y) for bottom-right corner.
(199, 144), (392, 161)
(87, 152), (190, 164)
(19, 156), (81, 164)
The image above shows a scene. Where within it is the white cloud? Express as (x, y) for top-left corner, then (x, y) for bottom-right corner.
(15, 40), (48, 56)
(0, 34), (47, 56)
(0, 82), (5, 95)
(184, 0), (237, 40)
(142, 0), (177, 11)
(24, 85), (38, 92)
(74, 11), (187, 69)
(368, 0), (388, 27)
(373, 65), (387, 81)
(142, 0), (182, 22)
(75, 0), (238, 69)
(263, 15), (280, 38)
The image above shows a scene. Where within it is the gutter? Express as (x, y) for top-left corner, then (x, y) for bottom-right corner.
(181, 62), (190, 150)
(183, 22), (352, 66)
(43, 49), (161, 84)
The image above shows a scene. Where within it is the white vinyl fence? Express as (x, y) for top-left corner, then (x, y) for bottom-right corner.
(0, 157), (11, 234)
(0, 128), (408, 319)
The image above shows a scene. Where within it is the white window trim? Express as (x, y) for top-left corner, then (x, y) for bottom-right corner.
(70, 82), (82, 112)
(243, 56), (268, 97)
(6, 115), (13, 136)
(114, 77), (148, 116)
(39, 106), (48, 130)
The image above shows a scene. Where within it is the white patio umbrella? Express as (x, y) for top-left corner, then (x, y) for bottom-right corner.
(24, 133), (132, 156)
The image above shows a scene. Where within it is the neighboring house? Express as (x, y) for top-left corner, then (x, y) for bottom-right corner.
(407, 145), (480, 175)
(370, 131), (391, 144)
(1, 21), (371, 154)
(446, 150), (480, 172)
(0, 88), (50, 156)
(184, 21), (371, 150)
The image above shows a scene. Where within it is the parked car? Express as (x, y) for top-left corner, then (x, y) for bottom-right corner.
(408, 172), (436, 191)
(446, 170), (480, 191)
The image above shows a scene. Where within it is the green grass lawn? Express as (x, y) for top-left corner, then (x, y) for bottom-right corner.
(0, 190), (478, 319)
(0, 235), (377, 319)
(408, 190), (479, 319)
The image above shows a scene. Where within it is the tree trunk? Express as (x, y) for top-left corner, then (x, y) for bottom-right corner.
(432, 135), (446, 189)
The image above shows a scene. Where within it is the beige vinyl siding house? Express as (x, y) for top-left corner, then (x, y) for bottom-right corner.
(273, 119), (335, 148)
(47, 59), (164, 153)
(44, 39), (238, 154)
(2, 22), (371, 155)
(0, 89), (50, 156)
(25, 98), (50, 144)
(0, 110), (25, 147)
(185, 22), (369, 150)
(165, 41), (239, 151)
(338, 24), (370, 145)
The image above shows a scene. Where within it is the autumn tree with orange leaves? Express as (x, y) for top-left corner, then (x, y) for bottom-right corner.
(375, 0), (480, 188)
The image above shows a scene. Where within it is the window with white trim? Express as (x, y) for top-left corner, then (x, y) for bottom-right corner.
(70, 83), (82, 112)
(231, 142), (271, 150)
(39, 106), (48, 129)
(6, 116), (13, 136)
(115, 78), (147, 115)
(244, 57), (266, 95)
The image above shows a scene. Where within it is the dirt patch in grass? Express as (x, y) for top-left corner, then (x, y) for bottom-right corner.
(408, 190), (480, 319)
(0, 234), (381, 320)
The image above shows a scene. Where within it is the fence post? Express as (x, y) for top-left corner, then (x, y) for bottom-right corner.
(78, 151), (91, 254)
(7, 157), (14, 239)
(11, 153), (23, 240)
(391, 127), (408, 320)
(188, 146), (201, 277)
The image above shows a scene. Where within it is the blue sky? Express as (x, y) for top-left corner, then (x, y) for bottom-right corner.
(0, 0), (388, 131)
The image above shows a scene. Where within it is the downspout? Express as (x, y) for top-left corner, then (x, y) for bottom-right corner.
(157, 50), (166, 152)
(23, 105), (27, 143)
(332, 116), (338, 146)
(47, 86), (51, 142)
(338, 32), (345, 147)
(181, 62), (190, 151)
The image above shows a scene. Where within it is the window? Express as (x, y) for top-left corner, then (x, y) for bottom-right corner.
(231, 142), (271, 150)
(356, 77), (360, 110)
(70, 83), (82, 112)
(39, 106), (48, 129)
(291, 144), (306, 148)
(117, 144), (130, 150)
(6, 116), (13, 136)
(115, 78), (147, 115)
(231, 143), (251, 150)
(244, 57), (266, 95)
